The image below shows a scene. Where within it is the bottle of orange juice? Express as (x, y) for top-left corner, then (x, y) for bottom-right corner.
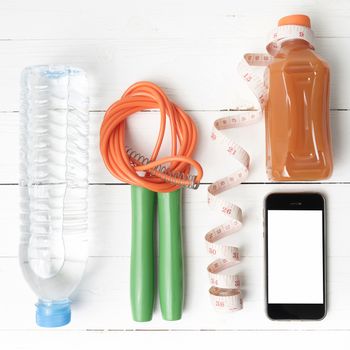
(265, 14), (333, 181)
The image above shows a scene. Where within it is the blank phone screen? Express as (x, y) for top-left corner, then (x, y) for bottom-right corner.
(267, 210), (324, 304)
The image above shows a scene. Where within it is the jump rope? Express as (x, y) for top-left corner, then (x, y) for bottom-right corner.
(100, 81), (203, 321)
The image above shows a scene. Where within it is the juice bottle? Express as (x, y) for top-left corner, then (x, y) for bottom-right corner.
(265, 14), (333, 181)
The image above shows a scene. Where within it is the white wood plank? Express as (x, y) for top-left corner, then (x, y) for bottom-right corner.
(1, 330), (350, 350)
(2, 182), (348, 329)
(0, 0), (349, 337)
(0, 183), (349, 257)
(0, 38), (347, 111)
(0, 111), (348, 184)
(1, 255), (349, 330)
(1, 0), (350, 40)
(1, 330), (349, 350)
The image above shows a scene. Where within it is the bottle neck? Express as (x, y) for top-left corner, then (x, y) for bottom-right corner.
(279, 38), (313, 52)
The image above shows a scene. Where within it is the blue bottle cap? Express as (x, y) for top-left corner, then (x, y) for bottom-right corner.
(36, 299), (71, 327)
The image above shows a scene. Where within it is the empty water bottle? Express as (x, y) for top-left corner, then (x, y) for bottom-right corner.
(19, 65), (89, 327)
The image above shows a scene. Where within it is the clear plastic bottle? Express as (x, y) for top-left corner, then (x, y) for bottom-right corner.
(19, 65), (89, 327)
(265, 15), (333, 180)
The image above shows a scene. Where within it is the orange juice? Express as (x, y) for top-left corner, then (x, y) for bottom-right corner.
(265, 15), (333, 180)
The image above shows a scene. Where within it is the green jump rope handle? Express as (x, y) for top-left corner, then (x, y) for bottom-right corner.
(130, 185), (156, 322)
(158, 189), (183, 321)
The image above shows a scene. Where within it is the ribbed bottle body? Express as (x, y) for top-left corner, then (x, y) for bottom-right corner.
(19, 65), (89, 301)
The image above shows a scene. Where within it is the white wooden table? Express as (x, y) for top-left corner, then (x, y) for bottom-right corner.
(1, 0), (350, 348)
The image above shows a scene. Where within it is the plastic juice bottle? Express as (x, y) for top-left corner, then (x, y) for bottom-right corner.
(265, 14), (333, 181)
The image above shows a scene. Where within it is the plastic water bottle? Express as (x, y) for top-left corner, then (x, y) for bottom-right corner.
(19, 65), (89, 327)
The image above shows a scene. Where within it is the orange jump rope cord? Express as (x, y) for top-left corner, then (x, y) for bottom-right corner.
(100, 81), (203, 193)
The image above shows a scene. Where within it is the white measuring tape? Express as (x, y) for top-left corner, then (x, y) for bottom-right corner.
(206, 24), (315, 312)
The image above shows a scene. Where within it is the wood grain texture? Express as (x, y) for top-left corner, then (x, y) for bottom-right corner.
(0, 184), (349, 257)
(0, 111), (349, 183)
(1, 0), (350, 40)
(0, 184), (349, 331)
(1, 255), (350, 330)
(0, 0), (349, 347)
(1, 330), (350, 350)
(0, 37), (348, 111)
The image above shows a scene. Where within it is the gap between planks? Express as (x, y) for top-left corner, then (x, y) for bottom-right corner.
(0, 108), (349, 114)
(1, 182), (350, 186)
(87, 328), (350, 331)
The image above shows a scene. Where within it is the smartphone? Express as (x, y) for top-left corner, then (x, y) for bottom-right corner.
(264, 192), (326, 320)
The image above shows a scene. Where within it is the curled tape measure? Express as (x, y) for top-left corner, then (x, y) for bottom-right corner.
(206, 24), (315, 312)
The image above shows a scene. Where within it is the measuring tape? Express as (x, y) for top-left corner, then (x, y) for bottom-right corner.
(206, 24), (315, 312)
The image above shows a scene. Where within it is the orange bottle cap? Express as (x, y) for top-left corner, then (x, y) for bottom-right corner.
(278, 14), (311, 28)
